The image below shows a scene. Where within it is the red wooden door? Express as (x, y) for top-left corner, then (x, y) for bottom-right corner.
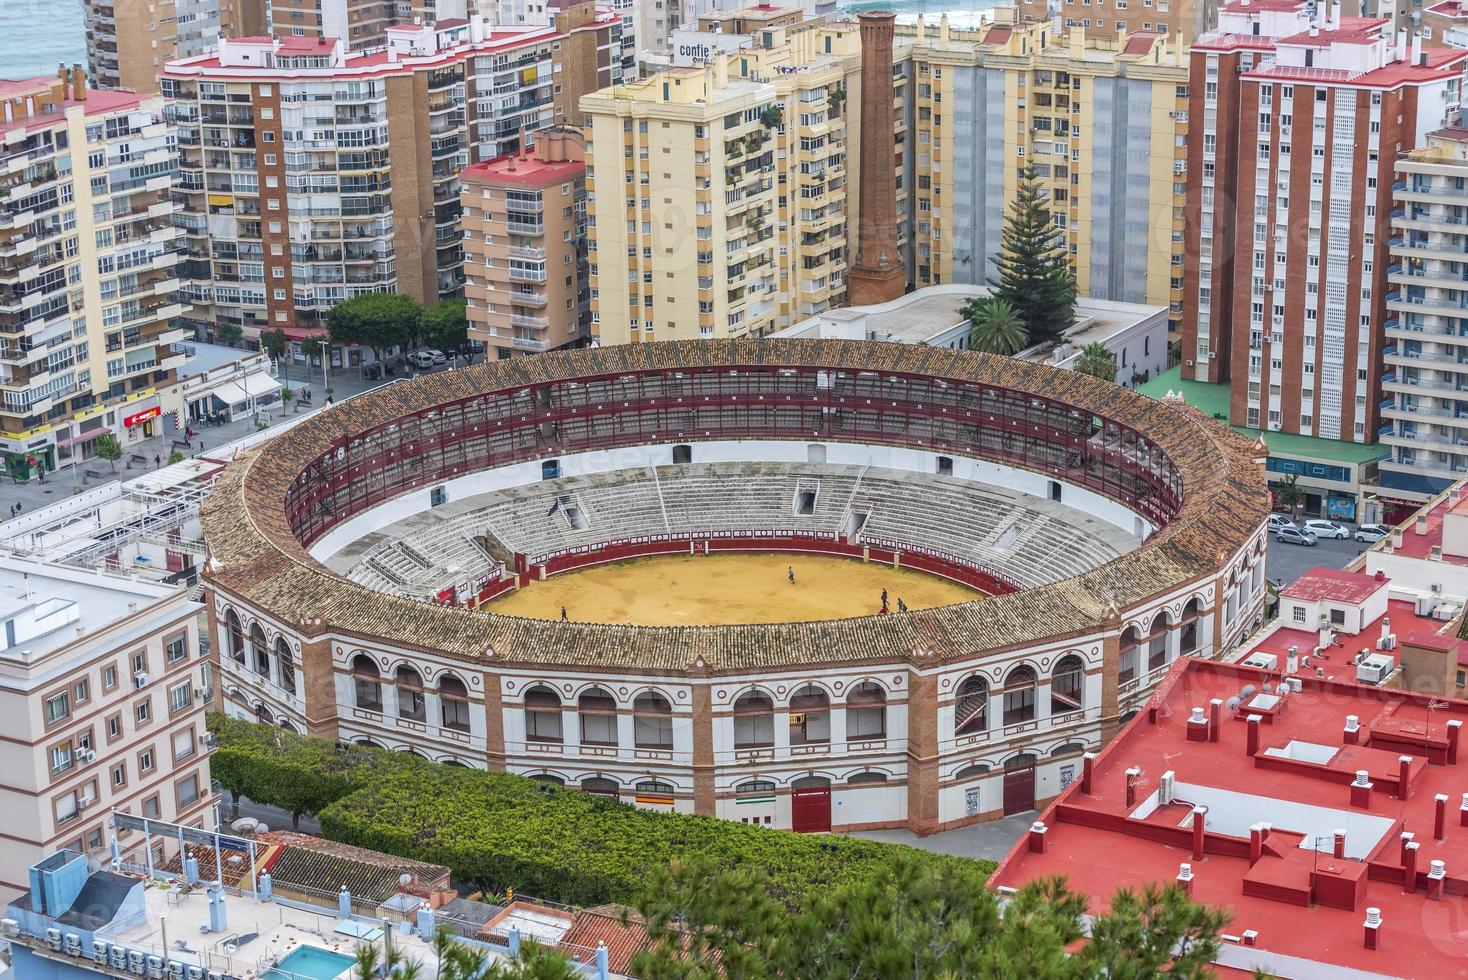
(1003, 764), (1036, 816)
(791, 786), (832, 832)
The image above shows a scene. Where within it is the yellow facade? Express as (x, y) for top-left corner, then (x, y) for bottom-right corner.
(901, 18), (1188, 325)
(582, 22), (864, 345)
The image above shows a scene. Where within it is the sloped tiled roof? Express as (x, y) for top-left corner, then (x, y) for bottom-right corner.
(201, 339), (1270, 672)
(257, 832), (450, 903)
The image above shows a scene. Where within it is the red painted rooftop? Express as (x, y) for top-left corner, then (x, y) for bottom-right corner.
(1278, 17), (1388, 46)
(1381, 490), (1468, 568)
(1282, 567), (1386, 604)
(1245, 46), (1468, 87)
(1246, 596), (1457, 675)
(992, 658), (1468, 976)
(0, 82), (146, 141)
(1221, 0), (1310, 11)
(1427, 0), (1468, 17)
(1122, 31), (1161, 56)
(461, 149), (584, 187)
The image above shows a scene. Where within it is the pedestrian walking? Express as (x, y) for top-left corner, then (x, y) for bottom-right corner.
(561, 606), (568, 622)
(154, 455), (161, 467)
(787, 565), (795, 584)
(881, 589), (888, 608)
(897, 598), (907, 613)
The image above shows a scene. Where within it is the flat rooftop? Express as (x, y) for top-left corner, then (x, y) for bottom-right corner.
(0, 557), (177, 659)
(992, 658), (1468, 977)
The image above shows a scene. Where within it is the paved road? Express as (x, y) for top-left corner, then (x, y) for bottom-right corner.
(852, 810), (1035, 862)
(1266, 527), (1372, 589)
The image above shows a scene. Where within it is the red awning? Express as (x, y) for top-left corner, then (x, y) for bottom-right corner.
(282, 325), (327, 341)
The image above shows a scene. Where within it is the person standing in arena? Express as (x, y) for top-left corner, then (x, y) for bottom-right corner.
(787, 566), (795, 584)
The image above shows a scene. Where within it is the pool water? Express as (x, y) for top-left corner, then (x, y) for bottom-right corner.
(265, 946), (356, 980)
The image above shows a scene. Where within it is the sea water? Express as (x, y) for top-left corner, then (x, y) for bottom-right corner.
(0, 0), (86, 81)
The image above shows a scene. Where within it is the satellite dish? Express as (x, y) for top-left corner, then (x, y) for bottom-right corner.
(1239, 684), (1257, 699)
(399, 873), (412, 887)
(1225, 696), (1241, 711)
(230, 818), (259, 834)
(254, 823), (268, 834)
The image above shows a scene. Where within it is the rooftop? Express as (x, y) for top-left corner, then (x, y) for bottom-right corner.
(461, 147), (585, 188)
(0, 557), (180, 660)
(1281, 568), (1389, 604)
(992, 658), (1468, 976)
(1138, 367), (1389, 467)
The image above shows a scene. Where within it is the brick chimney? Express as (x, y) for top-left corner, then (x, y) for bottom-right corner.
(847, 12), (905, 306)
(70, 63), (87, 101)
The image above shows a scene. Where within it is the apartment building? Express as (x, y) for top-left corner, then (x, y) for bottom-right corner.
(1375, 124), (1468, 505)
(901, 14), (1190, 337)
(160, 11), (619, 350)
(0, 557), (212, 901)
(1423, 0), (1468, 45)
(1014, 0), (1216, 42)
(1180, 0), (1465, 444)
(582, 17), (864, 344)
(84, 0), (267, 96)
(462, 128), (589, 357)
(0, 72), (189, 481)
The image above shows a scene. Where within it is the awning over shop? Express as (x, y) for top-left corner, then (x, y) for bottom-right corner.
(212, 381), (249, 408)
(241, 372), (281, 399)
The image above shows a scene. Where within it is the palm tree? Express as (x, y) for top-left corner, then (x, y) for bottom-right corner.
(962, 297), (1029, 356)
(353, 943), (381, 980)
(1073, 342), (1117, 383)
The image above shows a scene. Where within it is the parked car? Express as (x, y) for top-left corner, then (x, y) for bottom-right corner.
(1267, 513), (1295, 533)
(1276, 526), (1318, 547)
(429, 349), (447, 365)
(407, 350), (436, 370)
(1301, 519), (1350, 540)
(1354, 523), (1392, 543)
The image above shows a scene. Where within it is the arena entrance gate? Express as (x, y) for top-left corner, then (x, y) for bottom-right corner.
(791, 775), (832, 832)
(1002, 754), (1037, 816)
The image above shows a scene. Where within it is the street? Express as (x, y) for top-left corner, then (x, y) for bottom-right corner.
(1265, 525), (1373, 589)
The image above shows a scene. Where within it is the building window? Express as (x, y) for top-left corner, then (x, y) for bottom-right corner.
(351, 654), (382, 711)
(176, 773), (201, 808)
(111, 763), (127, 788)
(74, 679), (90, 704)
(440, 675), (471, 733)
(135, 699), (151, 726)
(632, 692), (673, 749)
(169, 681), (191, 714)
(1001, 666), (1038, 726)
(142, 795), (160, 819)
(45, 692), (70, 725)
(846, 682), (887, 740)
(172, 728), (196, 763)
(139, 748), (154, 773)
(524, 686), (563, 743)
(578, 687), (618, 746)
(102, 665), (119, 691)
(955, 676), (989, 735)
(732, 691), (775, 748)
(165, 632), (188, 665)
(396, 666), (426, 721)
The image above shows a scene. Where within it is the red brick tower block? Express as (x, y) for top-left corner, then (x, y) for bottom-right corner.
(848, 11), (906, 306)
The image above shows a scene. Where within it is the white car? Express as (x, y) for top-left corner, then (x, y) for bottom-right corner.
(1301, 519), (1349, 540)
(429, 349), (447, 365)
(1354, 523), (1391, 543)
(407, 350), (435, 370)
(1267, 513), (1295, 533)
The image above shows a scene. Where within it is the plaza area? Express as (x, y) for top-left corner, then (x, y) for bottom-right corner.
(484, 553), (982, 625)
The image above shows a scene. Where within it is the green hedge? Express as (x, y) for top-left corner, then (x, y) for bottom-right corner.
(208, 714), (995, 909)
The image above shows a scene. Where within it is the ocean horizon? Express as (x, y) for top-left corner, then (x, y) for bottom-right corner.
(0, 0), (86, 82)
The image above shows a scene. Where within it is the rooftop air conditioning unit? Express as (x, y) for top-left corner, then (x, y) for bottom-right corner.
(1435, 604), (1461, 622)
(45, 928), (62, 950)
(0, 919), (19, 939)
(64, 933), (82, 956)
(1357, 653), (1395, 685)
(1415, 594), (1438, 616)
(1241, 652), (1279, 671)
(134, 672), (150, 689)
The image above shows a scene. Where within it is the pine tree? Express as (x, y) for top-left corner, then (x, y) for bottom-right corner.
(990, 166), (1077, 344)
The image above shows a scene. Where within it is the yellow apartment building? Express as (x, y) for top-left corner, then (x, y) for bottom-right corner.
(900, 13), (1189, 335)
(582, 19), (866, 345)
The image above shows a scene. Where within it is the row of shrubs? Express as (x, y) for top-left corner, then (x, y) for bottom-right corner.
(207, 714), (994, 908)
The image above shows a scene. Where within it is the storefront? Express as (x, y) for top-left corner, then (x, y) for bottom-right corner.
(124, 404), (162, 441)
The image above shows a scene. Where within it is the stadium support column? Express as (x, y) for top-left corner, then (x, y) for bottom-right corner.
(847, 11), (906, 307)
(1100, 609), (1123, 742)
(483, 674), (507, 772)
(202, 590), (224, 712)
(691, 681), (716, 816)
(906, 669), (940, 834)
(300, 636), (340, 740)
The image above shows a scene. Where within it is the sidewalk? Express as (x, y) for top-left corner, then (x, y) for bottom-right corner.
(0, 358), (451, 516)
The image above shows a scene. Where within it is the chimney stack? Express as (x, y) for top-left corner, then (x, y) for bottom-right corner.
(847, 12), (905, 306)
(1363, 907), (1382, 950)
(70, 63), (86, 101)
(57, 62), (69, 101)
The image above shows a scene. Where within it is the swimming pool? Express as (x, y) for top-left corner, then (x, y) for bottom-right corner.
(264, 946), (356, 980)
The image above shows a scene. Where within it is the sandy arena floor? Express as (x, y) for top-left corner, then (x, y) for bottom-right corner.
(484, 552), (983, 626)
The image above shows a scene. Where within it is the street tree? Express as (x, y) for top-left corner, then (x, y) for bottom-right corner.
(94, 432), (124, 472)
(327, 292), (423, 364)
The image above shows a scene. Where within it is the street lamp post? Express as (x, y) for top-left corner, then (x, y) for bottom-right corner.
(316, 338), (332, 402)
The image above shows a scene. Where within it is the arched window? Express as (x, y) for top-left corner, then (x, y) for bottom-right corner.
(732, 691), (774, 749)
(278, 719), (297, 733)
(1119, 626), (1141, 685)
(440, 675), (470, 732)
(1147, 612), (1170, 672)
(354, 737), (380, 747)
(632, 692), (673, 749)
(788, 684), (830, 746)
(524, 685), (563, 743)
(1050, 741), (1086, 758)
(1180, 598), (1203, 655)
(635, 779), (675, 794)
(581, 776), (620, 798)
(955, 676), (989, 736)
(225, 611), (245, 665)
(846, 682), (887, 740)
(249, 624), (270, 677)
(528, 772), (564, 786)
(846, 771), (888, 785)
(579, 687), (618, 746)
(396, 666), (425, 721)
(1050, 655), (1085, 717)
(351, 654), (381, 711)
(954, 763), (990, 780)
(791, 774), (830, 790)
(274, 637), (296, 695)
(1001, 665), (1037, 726)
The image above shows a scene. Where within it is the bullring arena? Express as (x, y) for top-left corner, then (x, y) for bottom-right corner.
(201, 339), (1271, 833)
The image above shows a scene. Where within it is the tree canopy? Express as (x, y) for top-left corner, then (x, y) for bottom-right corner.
(420, 299), (470, 358)
(990, 166), (1077, 344)
(1073, 342), (1117, 383)
(327, 292), (422, 361)
(962, 296), (1029, 356)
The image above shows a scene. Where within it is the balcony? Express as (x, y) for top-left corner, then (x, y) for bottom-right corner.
(512, 336), (549, 352)
(507, 245), (546, 261)
(510, 313), (548, 330)
(508, 266), (547, 283)
(508, 291), (547, 308)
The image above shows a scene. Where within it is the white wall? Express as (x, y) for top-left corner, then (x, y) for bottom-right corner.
(309, 439), (1156, 560)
